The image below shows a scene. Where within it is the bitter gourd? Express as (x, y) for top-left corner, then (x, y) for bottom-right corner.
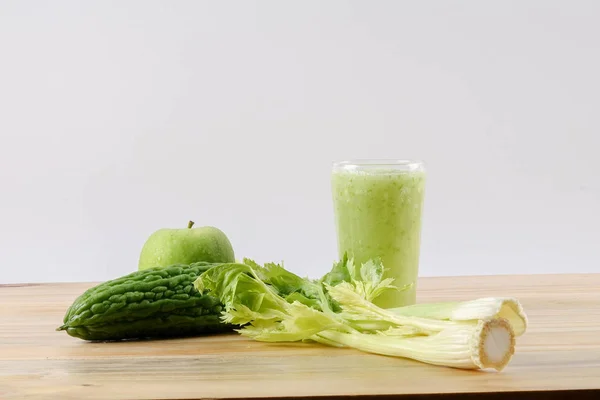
(58, 262), (232, 341)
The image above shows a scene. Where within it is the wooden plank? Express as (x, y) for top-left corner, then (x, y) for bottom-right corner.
(1, 273), (599, 400)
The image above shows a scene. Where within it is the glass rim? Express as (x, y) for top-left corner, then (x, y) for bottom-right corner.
(332, 159), (425, 172)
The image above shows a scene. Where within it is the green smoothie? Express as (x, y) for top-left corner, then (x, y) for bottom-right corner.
(331, 161), (426, 308)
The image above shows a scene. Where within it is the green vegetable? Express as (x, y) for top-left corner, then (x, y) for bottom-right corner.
(58, 262), (233, 341)
(194, 257), (527, 371)
(387, 297), (528, 337)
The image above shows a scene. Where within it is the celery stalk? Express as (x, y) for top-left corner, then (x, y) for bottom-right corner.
(316, 317), (515, 371)
(194, 258), (527, 371)
(387, 297), (528, 337)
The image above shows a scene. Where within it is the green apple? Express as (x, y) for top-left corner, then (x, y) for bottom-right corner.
(138, 221), (236, 270)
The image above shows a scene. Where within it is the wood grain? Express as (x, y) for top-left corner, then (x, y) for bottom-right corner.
(1, 274), (599, 400)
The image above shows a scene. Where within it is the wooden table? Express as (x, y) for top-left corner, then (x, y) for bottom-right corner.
(1, 274), (599, 399)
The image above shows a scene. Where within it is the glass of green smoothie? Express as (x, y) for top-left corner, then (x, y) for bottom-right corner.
(331, 159), (426, 308)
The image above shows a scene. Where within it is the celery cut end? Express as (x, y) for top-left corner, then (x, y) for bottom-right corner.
(473, 318), (516, 371)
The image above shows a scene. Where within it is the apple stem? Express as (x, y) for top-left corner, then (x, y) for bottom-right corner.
(188, 220), (195, 229)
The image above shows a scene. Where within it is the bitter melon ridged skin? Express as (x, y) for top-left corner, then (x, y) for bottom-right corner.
(58, 262), (232, 341)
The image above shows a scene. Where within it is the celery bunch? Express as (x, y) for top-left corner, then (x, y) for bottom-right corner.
(193, 256), (527, 371)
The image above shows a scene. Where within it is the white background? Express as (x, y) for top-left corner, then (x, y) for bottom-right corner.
(1, 1), (598, 284)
